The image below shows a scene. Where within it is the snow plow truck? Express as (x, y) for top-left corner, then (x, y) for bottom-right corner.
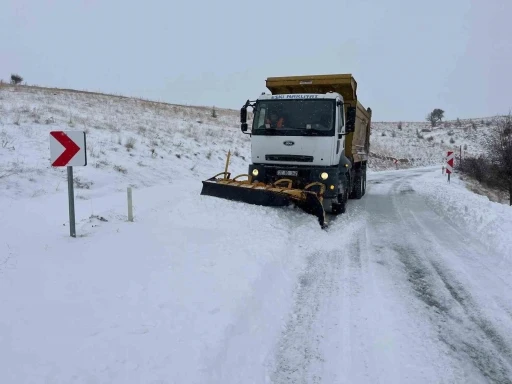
(201, 73), (372, 228)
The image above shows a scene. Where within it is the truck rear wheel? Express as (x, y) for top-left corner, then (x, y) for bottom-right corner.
(362, 168), (367, 196)
(351, 172), (363, 199)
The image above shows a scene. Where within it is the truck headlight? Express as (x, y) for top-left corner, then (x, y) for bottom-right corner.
(252, 169), (259, 176)
(320, 172), (328, 180)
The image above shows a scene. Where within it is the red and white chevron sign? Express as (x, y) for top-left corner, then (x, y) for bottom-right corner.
(446, 151), (454, 174)
(50, 131), (87, 167)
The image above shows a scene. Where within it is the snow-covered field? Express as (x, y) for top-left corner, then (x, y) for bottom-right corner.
(1, 85), (512, 383)
(0, 84), (249, 201)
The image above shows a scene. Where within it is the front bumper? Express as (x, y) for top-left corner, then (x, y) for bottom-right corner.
(249, 164), (341, 198)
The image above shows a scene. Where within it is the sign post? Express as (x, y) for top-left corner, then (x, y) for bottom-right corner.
(50, 131), (87, 237)
(446, 150), (454, 183)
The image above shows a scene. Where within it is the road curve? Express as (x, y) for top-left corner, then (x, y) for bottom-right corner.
(269, 168), (512, 384)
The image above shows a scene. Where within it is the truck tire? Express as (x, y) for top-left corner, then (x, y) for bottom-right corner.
(334, 184), (348, 213)
(351, 172), (363, 199)
(332, 179), (349, 214)
(362, 168), (367, 196)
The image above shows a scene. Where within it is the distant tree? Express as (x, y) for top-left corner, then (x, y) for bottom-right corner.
(431, 108), (444, 122)
(487, 113), (512, 205)
(397, 121), (403, 130)
(426, 112), (437, 127)
(455, 118), (462, 127)
(211, 106), (217, 118)
(10, 74), (23, 85)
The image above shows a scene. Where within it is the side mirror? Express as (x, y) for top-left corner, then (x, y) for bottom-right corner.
(240, 106), (247, 124)
(240, 100), (254, 135)
(240, 104), (249, 133)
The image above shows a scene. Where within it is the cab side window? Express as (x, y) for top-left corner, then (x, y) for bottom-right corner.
(338, 102), (344, 132)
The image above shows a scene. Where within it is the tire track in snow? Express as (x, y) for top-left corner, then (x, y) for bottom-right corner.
(269, 250), (343, 384)
(390, 177), (512, 384)
(269, 209), (401, 384)
(394, 243), (512, 384)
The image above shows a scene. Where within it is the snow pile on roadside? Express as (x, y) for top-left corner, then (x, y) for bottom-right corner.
(413, 169), (512, 258)
(0, 176), (334, 383)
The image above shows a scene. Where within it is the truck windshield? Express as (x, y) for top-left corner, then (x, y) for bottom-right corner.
(252, 99), (335, 136)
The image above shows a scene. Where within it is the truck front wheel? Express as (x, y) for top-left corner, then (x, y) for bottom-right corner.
(331, 182), (348, 214)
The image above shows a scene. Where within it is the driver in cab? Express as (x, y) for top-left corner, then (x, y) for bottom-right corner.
(265, 111), (285, 128)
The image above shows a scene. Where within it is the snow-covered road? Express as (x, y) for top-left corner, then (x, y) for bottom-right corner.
(267, 168), (512, 383)
(2, 167), (512, 383)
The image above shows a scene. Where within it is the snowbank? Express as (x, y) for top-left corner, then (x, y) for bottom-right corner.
(413, 169), (512, 258)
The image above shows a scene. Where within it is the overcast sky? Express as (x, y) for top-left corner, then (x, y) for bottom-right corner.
(2, 0), (510, 121)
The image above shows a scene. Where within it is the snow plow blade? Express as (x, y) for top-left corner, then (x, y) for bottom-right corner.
(200, 172), (327, 228)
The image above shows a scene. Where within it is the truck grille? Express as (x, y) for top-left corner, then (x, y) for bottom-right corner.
(265, 155), (313, 162)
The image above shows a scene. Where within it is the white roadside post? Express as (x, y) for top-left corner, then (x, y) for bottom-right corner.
(127, 187), (133, 222)
(50, 131), (87, 237)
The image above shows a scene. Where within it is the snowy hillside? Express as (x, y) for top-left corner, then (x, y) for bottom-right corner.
(369, 118), (497, 169)
(1, 84), (500, 196)
(0, 84), (250, 200)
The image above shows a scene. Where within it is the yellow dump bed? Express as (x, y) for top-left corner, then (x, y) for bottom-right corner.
(265, 74), (372, 163)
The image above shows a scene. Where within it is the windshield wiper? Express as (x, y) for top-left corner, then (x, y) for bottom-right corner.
(303, 128), (324, 136)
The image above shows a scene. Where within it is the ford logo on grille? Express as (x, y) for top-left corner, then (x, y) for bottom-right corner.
(283, 141), (295, 146)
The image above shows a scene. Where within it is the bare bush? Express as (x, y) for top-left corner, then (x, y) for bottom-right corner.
(10, 74), (23, 85)
(74, 177), (93, 189)
(1, 131), (15, 150)
(29, 108), (41, 124)
(125, 137), (136, 150)
(487, 113), (512, 205)
(458, 112), (512, 205)
(427, 136), (434, 142)
(113, 165), (128, 174)
(137, 126), (147, 136)
(449, 137), (455, 144)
